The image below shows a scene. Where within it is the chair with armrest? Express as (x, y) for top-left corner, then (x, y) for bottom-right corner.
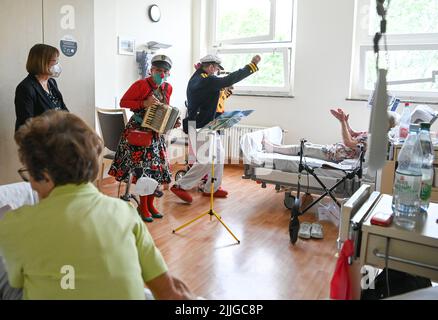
(95, 107), (128, 191)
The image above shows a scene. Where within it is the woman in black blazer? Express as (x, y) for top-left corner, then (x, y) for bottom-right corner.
(15, 44), (69, 131)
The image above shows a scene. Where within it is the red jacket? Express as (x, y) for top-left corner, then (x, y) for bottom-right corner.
(119, 77), (173, 111)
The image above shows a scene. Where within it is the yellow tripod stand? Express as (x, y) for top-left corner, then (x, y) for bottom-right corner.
(172, 131), (240, 244)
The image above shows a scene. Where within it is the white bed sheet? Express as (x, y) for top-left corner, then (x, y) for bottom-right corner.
(253, 151), (362, 179)
(241, 126), (283, 165)
(0, 182), (38, 211)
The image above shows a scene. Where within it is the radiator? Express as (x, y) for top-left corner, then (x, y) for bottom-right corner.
(221, 124), (268, 164)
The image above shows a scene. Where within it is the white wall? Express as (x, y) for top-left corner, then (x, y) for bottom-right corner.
(44, 0), (95, 128)
(94, 0), (193, 111)
(94, 0), (118, 108)
(0, 0), (42, 185)
(194, 0), (370, 145)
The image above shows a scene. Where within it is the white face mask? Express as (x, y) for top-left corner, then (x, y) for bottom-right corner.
(49, 63), (62, 78)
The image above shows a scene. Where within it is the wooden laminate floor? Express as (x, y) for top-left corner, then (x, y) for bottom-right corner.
(100, 166), (339, 300)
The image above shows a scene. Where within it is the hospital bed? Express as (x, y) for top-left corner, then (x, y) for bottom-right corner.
(241, 126), (373, 244)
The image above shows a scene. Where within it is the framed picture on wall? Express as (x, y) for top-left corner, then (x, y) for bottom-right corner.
(118, 37), (135, 55)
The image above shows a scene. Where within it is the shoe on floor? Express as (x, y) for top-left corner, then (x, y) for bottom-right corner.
(298, 222), (312, 239)
(147, 196), (164, 218)
(202, 187), (228, 198)
(310, 222), (324, 239)
(137, 207), (153, 223)
(170, 185), (193, 203)
(151, 212), (163, 219)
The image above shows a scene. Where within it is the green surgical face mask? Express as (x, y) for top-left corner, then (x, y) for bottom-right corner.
(152, 73), (164, 85)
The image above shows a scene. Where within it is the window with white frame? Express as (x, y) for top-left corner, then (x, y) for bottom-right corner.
(209, 0), (295, 96)
(351, 0), (438, 101)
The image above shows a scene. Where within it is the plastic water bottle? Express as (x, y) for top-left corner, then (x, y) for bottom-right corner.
(398, 102), (411, 142)
(393, 124), (422, 230)
(419, 122), (434, 212)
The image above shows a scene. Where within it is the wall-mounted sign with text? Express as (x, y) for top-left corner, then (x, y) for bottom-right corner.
(60, 35), (78, 57)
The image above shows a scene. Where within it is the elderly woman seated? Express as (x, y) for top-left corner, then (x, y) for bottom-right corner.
(263, 108), (398, 163)
(0, 110), (195, 300)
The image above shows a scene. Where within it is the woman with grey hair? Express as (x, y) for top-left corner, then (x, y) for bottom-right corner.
(0, 110), (194, 300)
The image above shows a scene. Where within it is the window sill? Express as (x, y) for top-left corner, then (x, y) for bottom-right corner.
(233, 92), (294, 98)
(346, 97), (438, 105)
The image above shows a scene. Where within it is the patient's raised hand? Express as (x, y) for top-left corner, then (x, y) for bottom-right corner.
(331, 108), (348, 122)
(330, 109), (343, 121)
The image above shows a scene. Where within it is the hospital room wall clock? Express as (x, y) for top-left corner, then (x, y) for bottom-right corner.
(148, 4), (161, 22)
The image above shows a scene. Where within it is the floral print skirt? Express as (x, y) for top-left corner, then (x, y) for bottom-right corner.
(108, 117), (171, 184)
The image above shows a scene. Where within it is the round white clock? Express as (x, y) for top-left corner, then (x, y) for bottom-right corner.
(148, 4), (161, 22)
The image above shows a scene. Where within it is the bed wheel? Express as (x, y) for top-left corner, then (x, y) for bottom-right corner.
(174, 170), (187, 182)
(289, 215), (299, 245)
(284, 193), (295, 209)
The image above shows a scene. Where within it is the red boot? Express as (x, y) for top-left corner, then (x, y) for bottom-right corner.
(202, 187), (228, 198)
(170, 185), (193, 203)
(138, 195), (153, 223)
(147, 195), (163, 218)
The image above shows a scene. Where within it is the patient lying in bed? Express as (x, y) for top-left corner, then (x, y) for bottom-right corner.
(263, 139), (365, 163)
(263, 108), (398, 163)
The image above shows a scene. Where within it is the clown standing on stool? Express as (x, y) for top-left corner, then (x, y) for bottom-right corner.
(171, 54), (261, 203)
(109, 54), (181, 222)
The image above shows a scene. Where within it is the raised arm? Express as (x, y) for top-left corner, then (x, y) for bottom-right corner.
(332, 108), (361, 135)
(206, 55), (261, 91)
(340, 120), (359, 148)
(331, 108), (361, 148)
(344, 114), (363, 138)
